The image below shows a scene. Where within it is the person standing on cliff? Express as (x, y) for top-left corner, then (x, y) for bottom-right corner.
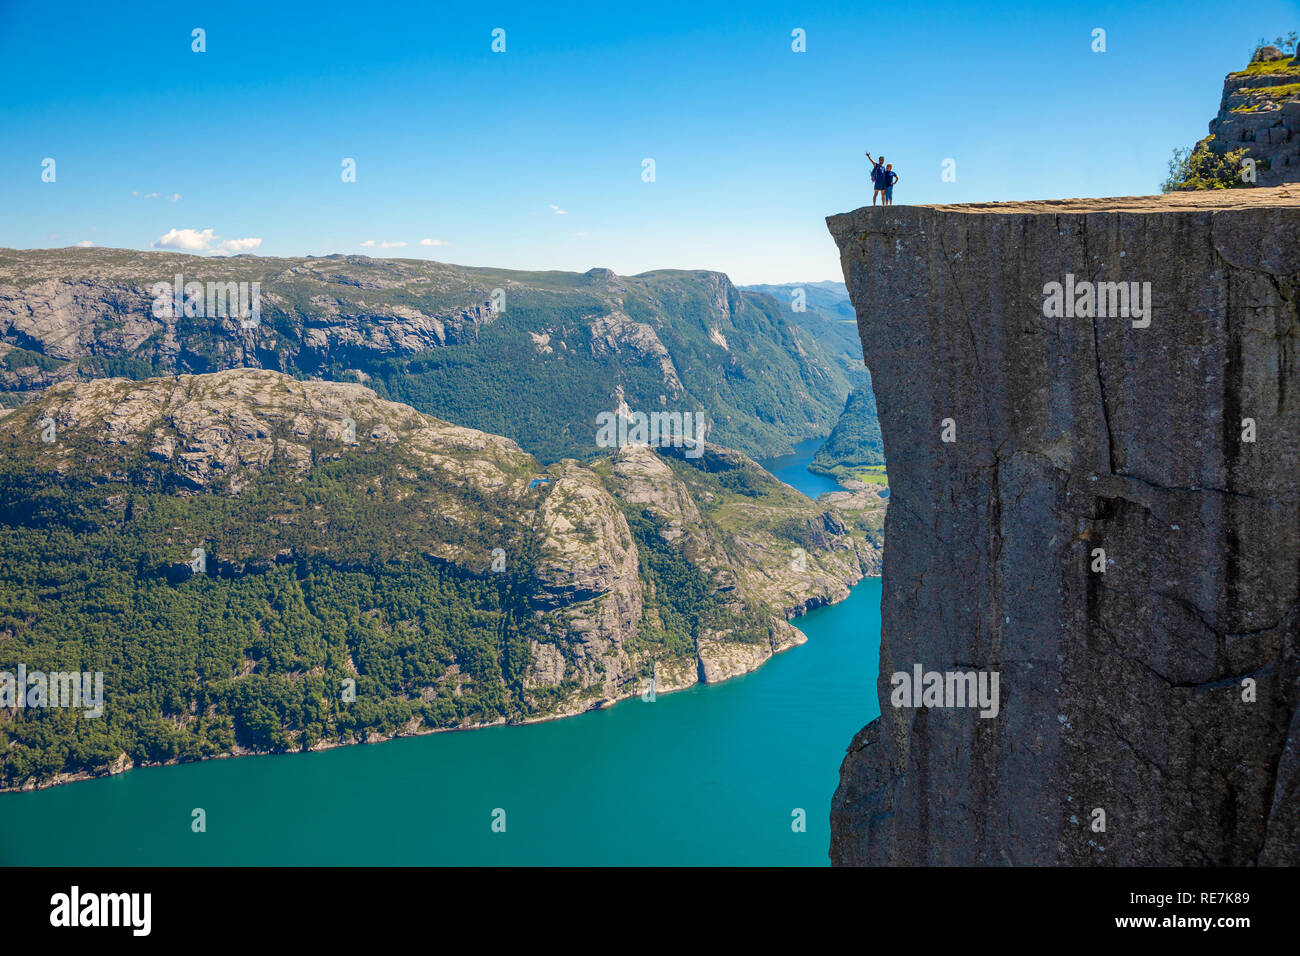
(884, 163), (899, 205)
(865, 151), (888, 205)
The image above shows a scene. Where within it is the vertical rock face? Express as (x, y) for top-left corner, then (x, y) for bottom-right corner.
(827, 187), (1300, 865)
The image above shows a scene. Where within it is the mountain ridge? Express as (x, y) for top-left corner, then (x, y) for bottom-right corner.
(0, 248), (866, 464)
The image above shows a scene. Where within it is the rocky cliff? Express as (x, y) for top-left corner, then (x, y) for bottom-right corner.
(827, 185), (1300, 865)
(1201, 46), (1300, 185)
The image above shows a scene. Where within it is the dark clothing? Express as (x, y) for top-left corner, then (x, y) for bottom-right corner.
(871, 162), (888, 188)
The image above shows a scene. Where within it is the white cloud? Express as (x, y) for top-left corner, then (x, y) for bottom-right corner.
(419, 238), (448, 246)
(549, 204), (567, 215)
(379, 240), (406, 249)
(134, 191), (182, 201)
(153, 228), (217, 251)
(74, 240), (95, 247)
(360, 240), (377, 247)
(152, 229), (260, 254)
(214, 237), (262, 254)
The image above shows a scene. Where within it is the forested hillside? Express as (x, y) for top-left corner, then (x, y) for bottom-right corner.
(0, 369), (881, 790)
(810, 385), (886, 480)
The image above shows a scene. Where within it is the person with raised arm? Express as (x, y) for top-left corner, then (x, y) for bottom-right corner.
(865, 151), (888, 205)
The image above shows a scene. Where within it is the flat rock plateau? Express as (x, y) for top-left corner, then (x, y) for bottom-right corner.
(828, 184), (1300, 865)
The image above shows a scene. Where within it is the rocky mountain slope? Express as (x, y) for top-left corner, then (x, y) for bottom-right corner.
(734, 281), (887, 486)
(827, 185), (1300, 865)
(0, 249), (866, 463)
(809, 385), (885, 481)
(739, 280), (862, 365)
(0, 368), (881, 791)
(1200, 45), (1300, 185)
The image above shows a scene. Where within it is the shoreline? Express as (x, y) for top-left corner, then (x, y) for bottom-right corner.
(2, 570), (880, 795)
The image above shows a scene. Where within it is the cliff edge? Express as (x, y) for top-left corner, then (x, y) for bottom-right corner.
(827, 184), (1300, 865)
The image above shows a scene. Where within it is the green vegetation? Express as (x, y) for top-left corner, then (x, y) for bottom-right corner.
(738, 281), (864, 373)
(1230, 59), (1300, 78)
(0, 411), (566, 788)
(1161, 138), (1252, 192)
(809, 386), (885, 479)
(1232, 61), (1300, 78)
(77, 354), (164, 380)
(0, 249), (890, 788)
(368, 277), (865, 463)
(653, 445), (809, 537)
(828, 464), (888, 486)
(1170, 39), (1300, 191)
(623, 507), (771, 664)
(369, 289), (618, 464)
(1231, 81), (1300, 109)
(0, 252), (869, 464)
(1, 348), (66, 373)
(0, 372), (840, 789)
(1244, 33), (1298, 65)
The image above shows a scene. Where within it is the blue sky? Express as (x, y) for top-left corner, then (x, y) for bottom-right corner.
(1, 0), (1296, 283)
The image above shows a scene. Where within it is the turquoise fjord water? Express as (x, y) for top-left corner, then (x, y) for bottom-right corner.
(0, 446), (881, 866)
(756, 437), (843, 499)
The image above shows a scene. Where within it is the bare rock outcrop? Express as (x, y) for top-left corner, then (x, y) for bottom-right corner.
(0, 255), (496, 394)
(1202, 55), (1300, 185)
(533, 458), (645, 696)
(602, 442), (878, 680)
(827, 185), (1300, 865)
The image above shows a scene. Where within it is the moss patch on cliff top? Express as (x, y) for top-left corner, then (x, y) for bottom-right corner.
(1229, 59), (1300, 78)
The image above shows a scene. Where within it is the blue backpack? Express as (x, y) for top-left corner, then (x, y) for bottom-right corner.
(872, 162), (888, 187)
